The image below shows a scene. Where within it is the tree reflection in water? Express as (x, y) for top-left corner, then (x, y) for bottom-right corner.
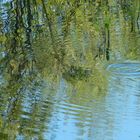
(0, 0), (140, 139)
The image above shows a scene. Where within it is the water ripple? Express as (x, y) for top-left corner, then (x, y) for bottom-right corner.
(107, 62), (140, 77)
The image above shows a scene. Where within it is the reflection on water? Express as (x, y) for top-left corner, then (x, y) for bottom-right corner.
(107, 61), (140, 77)
(0, 0), (140, 140)
(40, 69), (140, 140)
(1, 67), (140, 140)
(103, 63), (140, 140)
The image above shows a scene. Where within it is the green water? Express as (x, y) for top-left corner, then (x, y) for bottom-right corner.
(0, 0), (140, 140)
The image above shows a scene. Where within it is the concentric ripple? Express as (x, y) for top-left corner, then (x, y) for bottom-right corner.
(107, 62), (140, 77)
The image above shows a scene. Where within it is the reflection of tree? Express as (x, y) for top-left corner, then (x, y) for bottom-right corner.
(0, 1), (33, 80)
(0, 0), (140, 139)
(120, 0), (140, 32)
(0, 0), (54, 139)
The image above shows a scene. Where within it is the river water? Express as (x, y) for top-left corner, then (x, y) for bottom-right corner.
(0, 0), (140, 140)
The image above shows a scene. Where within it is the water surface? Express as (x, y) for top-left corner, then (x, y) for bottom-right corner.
(0, 0), (140, 140)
